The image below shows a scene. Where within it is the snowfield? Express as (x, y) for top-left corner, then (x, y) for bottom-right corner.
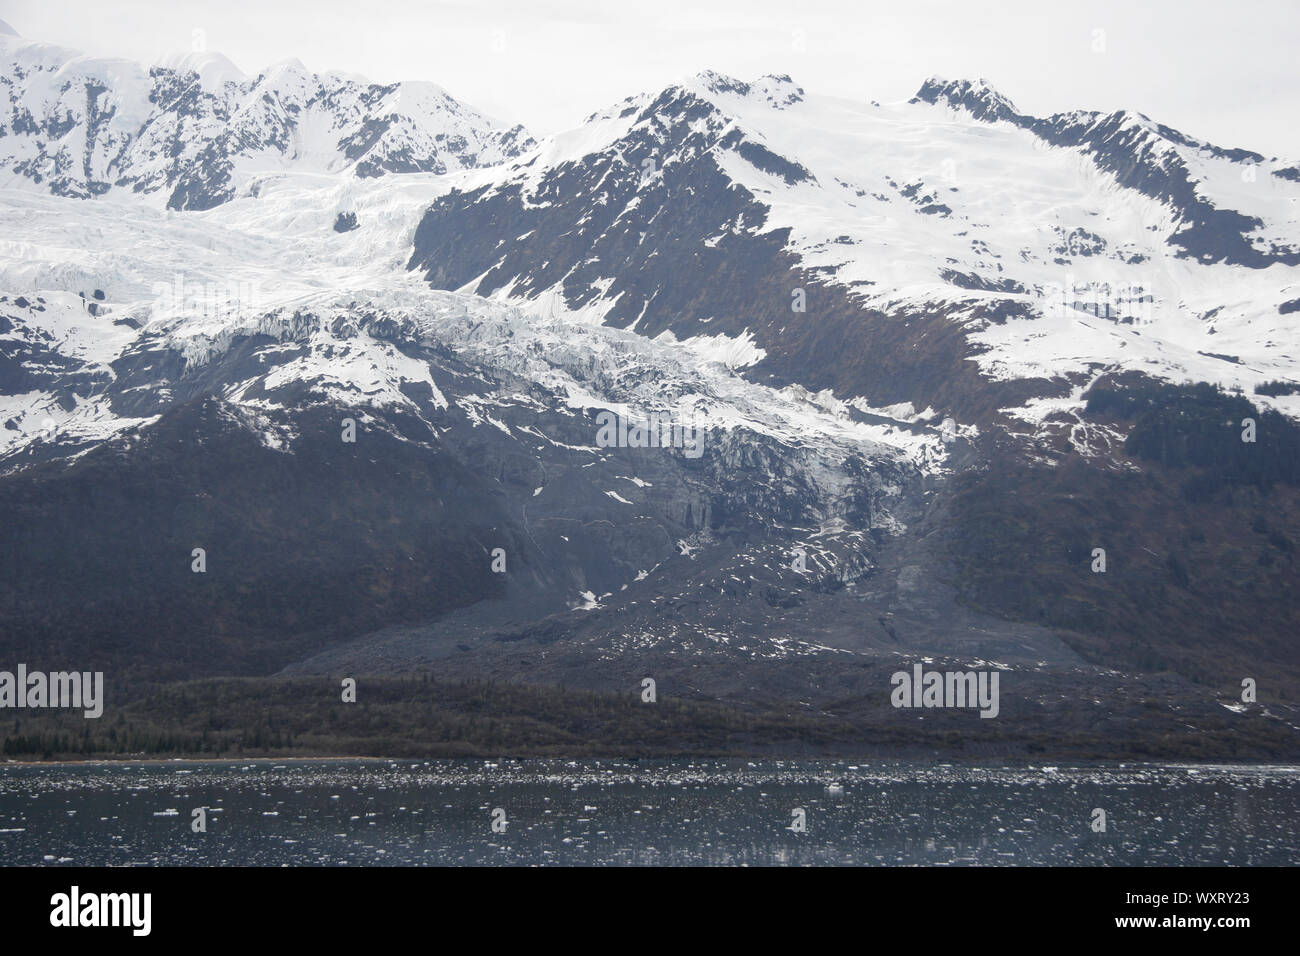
(0, 170), (950, 472)
(2, 23), (1298, 473)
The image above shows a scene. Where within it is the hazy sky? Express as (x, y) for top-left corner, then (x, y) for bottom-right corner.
(3, 0), (1298, 157)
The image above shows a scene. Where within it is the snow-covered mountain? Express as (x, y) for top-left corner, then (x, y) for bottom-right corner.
(0, 163), (941, 690)
(1, 28), (1297, 756)
(410, 69), (1300, 445)
(0, 22), (532, 210)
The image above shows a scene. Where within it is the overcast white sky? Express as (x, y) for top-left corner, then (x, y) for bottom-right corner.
(3, 0), (1298, 157)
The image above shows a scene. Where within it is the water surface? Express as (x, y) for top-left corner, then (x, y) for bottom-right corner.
(1, 759), (1295, 865)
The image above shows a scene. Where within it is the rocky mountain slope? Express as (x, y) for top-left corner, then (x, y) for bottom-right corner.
(1, 25), (1297, 758)
(409, 70), (1300, 432)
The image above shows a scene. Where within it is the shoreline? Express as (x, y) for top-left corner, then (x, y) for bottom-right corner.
(0, 755), (391, 768)
(3, 755), (1298, 770)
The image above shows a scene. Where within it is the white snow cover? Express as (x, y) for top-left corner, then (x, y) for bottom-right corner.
(2, 37), (1297, 468)
(0, 29), (531, 206)
(0, 163), (950, 470)
(444, 69), (1300, 426)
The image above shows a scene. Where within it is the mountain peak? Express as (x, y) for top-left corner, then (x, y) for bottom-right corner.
(257, 56), (314, 92)
(155, 49), (248, 92)
(911, 75), (1020, 123)
(0, 18), (19, 37)
(0, 33), (534, 208)
(686, 70), (804, 109)
(690, 69), (747, 93)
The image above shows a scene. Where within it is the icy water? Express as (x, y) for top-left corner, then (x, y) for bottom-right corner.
(0, 759), (1296, 866)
